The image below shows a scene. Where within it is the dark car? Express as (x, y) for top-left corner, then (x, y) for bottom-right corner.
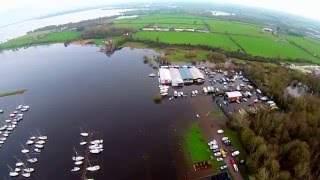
(229, 146), (235, 153)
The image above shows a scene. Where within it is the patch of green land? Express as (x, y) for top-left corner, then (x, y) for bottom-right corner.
(0, 31), (80, 50)
(182, 124), (223, 171)
(231, 35), (319, 62)
(0, 89), (27, 97)
(133, 31), (240, 51)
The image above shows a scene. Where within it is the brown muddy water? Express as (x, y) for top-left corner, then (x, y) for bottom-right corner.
(0, 44), (214, 179)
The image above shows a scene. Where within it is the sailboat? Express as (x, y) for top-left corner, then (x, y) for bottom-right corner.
(8, 165), (19, 177)
(20, 143), (29, 154)
(26, 154), (38, 163)
(80, 137), (87, 146)
(26, 140), (34, 145)
(86, 160), (100, 172)
(90, 139), (103, 144)
(71, 167), (80, 172)
(80, 127), (89, 137)
(29, 132), (36, 140)
(36, 140), (46, 145)
(14, 156), (24, 167)
(16, 105), (23, 110)
(22, 163), (35, 173)
(34, 148), (41, 153)
(35, 144), (44, 149)
(72, 147), (84, 161)
(36, 129), (47, 140)
(75, 161), (83, 165)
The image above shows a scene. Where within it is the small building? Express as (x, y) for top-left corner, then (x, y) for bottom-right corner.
(225, 91), (243, 102)
(189, 67), (205, 83)
(159, 68), (172, 85)
(169, 68), (184, 87)
(179, 68), (194, 84)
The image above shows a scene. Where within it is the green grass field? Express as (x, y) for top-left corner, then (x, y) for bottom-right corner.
(231, 35), (319, 62)
(182, 124), (223, 170)
(281, 35), (320, 57)
(0, 31), (80, 50)
(133, 31), (240, 51)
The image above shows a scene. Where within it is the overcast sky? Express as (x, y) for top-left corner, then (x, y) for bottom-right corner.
(1, 0), (319, 26)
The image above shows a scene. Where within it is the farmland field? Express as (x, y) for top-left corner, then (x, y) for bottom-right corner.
(281, 35), (320, 57)
(133, 31), (240, 51)
(232, 35), (319, 62)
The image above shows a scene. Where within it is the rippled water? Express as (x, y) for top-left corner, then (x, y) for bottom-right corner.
(0, 44), (214, 179)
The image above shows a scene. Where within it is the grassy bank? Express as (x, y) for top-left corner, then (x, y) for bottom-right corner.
(0, 31), (80, 50)
(0, 89), (27, 97)
(182, 123), (223, 172)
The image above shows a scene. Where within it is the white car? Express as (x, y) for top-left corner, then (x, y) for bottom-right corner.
(208, 140), (217, 146)
(216, 158), (223, 161)
(233, 164), (239, 172)
(217, 129), (224, 134)
(214, 152), (221, 156)
(210, 145), (219, 150)
(220, 165), (227, 170)
(222, 137), (229, 141)
(231, 151), (240, 156)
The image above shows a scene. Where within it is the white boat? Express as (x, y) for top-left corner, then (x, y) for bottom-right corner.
(3, 133), (9, 137)
(0, 126), (6, 130)
(5, 119), (11, 123)
(174, 91), (178, 97)
(73, 156), (84, 161)
(12, 121), (18, 125)
(34, 148), (41, 153)
(20, 108), (28, 112)
(16, 105), (23, 110)
(75, 161), (83, 165)
(36, 129), (47, 139)
(80, 127), (89, 137)
(15, 157), (24, 167)
(13, 110), (18, 114)
(149, 73), (156, 77)
(90, 140), (103, 144)
(23, 167), (35, 173)
(160, 92), (168, 96)
(87, 165), (100, 172)
(14, 168), (21, 172)
(26, 140), (34, 145)
(22, 105), (30, 109)
(22, 172), (31, 177)
(89, 144), (103, 150)
(35, 144), (44, 149)
(0, 109), (3, 113)
(8, 165), (19, 177)
(27, 156), (38, 163)
(7, 127), (14, 131)
(9, 114), (15, 117)
(29, 132), (36, 140)
(0, 137), (7, 141)
(0, 141), (4, 144)
(80, 141), (87, 146)
(21, 149), (29, 153)
(90, 149), (103, 154)
(36, 140), (46, 144)
(71, 167), (80, 172)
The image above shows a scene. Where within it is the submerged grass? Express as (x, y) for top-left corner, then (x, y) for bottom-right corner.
(0, 89), (27, 97)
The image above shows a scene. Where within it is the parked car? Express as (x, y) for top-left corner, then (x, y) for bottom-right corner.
(210, 145), (219, 150)
(230, 158), (236, 164)
(240, 159), (245, 164)
(231, 151), (240, 156)
(233, 164), (239, 172)
(229, 147), (235, 153)
(217, 158), (223, 161)
(220, 149), (227, 158)
(213, 149), (220, 153)
(224, 140), (231, 146)
(217, 129), (224, 134)
(222, 137), (229, 141)
(214, 152), (221, 156)
(220, 165), (227, 170)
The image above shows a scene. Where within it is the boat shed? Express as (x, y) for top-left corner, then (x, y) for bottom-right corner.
(225, 91), (243, 102)
(169, 68), (184, 87)
(159, 68), (172, 85)
(189, 67), (205, 83)
(179, 68), (193, 84)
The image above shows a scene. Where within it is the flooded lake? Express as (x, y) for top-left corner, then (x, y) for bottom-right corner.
(0, 44), (213, 179)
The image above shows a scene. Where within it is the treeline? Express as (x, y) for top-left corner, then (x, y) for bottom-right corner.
(80, 25), (133, 39)
(128, 38), (315, 64)
(228, 62), (320, 179)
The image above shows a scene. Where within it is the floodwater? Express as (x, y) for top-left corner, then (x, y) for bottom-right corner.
(0, 44), (212, 179)
(0, 8), (133, 42)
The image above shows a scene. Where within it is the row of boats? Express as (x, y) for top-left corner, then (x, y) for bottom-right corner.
(8, 129), (48, 177)
(0, 105), (30, 148)
(70, 130), (103, 176)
